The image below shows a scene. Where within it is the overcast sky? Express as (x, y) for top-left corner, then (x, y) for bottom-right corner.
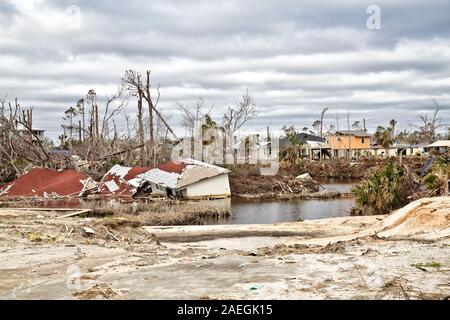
(1, 0), (449, 140)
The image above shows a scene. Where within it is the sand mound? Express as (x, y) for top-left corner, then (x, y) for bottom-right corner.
(376, 196), (450, 239)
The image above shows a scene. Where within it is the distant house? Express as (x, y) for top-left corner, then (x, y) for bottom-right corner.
(280, 133), (330, 159)
(138, 159), (231, 199)
(425, 140), (450, 153)
(16, 125), (45, 141)
(409, 142), (429, 156)
(328, 130), (371, 159)
(279, 132), (325, 147)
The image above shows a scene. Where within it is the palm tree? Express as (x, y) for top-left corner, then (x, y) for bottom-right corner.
(389, 119), (397, 140)
(312, 120), (321, 136)
(352, 161), (405, 215)
(63, 106), (77, 139)
(373, 126), (393, 148)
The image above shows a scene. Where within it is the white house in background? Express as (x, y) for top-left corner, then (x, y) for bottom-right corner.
(16, 125), (45, 141)
(138, 159), (231, 199)
(425, 140), (450, 152)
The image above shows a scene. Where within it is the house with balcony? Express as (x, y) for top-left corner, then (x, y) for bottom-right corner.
(328, 130), (372, 159)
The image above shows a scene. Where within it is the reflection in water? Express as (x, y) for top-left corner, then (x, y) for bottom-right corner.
(205, 179), (357, 225)
(10, 181), (356, 225)
(205, 197), (354, 225)
(317, 178), (357, 193)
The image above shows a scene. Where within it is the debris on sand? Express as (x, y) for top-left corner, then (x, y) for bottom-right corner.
(73, 283), (128, 300)
(376, 276), (420, 300)
(0, 168), (93, 198)
(82, 227), (96, 236)
(230, 172), (321, 198)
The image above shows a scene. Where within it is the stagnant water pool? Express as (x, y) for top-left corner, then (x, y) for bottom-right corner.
(204, 179), (356, 225)
(204, 197), (354, 225)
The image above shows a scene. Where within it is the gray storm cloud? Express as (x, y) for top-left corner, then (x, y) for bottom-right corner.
(0, 0), (449, 140)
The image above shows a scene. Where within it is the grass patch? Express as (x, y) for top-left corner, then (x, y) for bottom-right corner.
(411, 261), (442, 269)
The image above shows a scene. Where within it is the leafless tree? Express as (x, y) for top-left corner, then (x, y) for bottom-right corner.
(222, 89), (257, 133)
(0, 98), (53, 180)
(122, 69), (176, 165)
(177, 97), (214, 135)
(319, 106), (329, 138)
(417, 101), (445, 143)
(100, 85), (127, 138)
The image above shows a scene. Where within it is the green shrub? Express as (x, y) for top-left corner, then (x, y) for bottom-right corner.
(352, 161), (407, 215)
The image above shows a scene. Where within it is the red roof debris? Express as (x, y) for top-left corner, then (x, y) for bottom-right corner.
(0, 168), (90, 197)
(124, 167), (150, 181)
(98, 165), (151, 197)
(158, 160), (187, 174)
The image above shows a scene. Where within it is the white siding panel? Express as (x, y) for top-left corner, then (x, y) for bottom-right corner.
(185, 174), (231, 198)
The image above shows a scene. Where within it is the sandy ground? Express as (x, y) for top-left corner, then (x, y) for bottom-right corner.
(0, 203), (448, 300)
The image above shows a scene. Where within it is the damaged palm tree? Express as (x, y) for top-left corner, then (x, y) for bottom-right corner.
(352, 160), (420, 215)
(423, 156), (450, 196)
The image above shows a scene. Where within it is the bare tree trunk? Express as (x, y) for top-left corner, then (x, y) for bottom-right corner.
(137, 89), (145, 166)
(78, 120), (82, 141)
(319, 106), (328, 138)
(81, 100), (85, 142)
(95, 105), (99, 138)
(347, 110), (351, 160)
(146, 70), (154, 164)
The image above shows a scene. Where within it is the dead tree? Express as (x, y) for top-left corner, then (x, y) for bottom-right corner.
(319, 106), (329, 138)
(0, 98), (52, 179)
(417, 101), (444, 143)
(222, 89), (257, 133)
(122, 69), (177, 165)
(177, 97), (214, 136)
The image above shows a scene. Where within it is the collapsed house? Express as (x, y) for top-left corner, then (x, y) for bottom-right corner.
(97, 165), (151, 198)
(0, 159), (231, 200)
(137, 159), (231, 199)
(0, 168), (95, 198)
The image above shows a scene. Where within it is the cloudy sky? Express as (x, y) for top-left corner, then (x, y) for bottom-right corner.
(1, 0), (449, 140)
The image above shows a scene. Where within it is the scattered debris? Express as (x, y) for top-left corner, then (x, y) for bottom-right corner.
(57, 209), (92, 219)
(73, 283), (127, 300)
(97, 165), (151, 198)
(83, 227), (95, 236)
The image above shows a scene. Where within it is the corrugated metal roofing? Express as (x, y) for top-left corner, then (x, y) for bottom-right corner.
(428, 140), (450, 148)
(138, 159), (229, 190)
(138, 169), (179, 189)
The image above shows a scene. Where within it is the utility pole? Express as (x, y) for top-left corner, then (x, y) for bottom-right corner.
(347, 109), (351, 160)
(319, 106), (328, 138)
(78, 120), (82, 142)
